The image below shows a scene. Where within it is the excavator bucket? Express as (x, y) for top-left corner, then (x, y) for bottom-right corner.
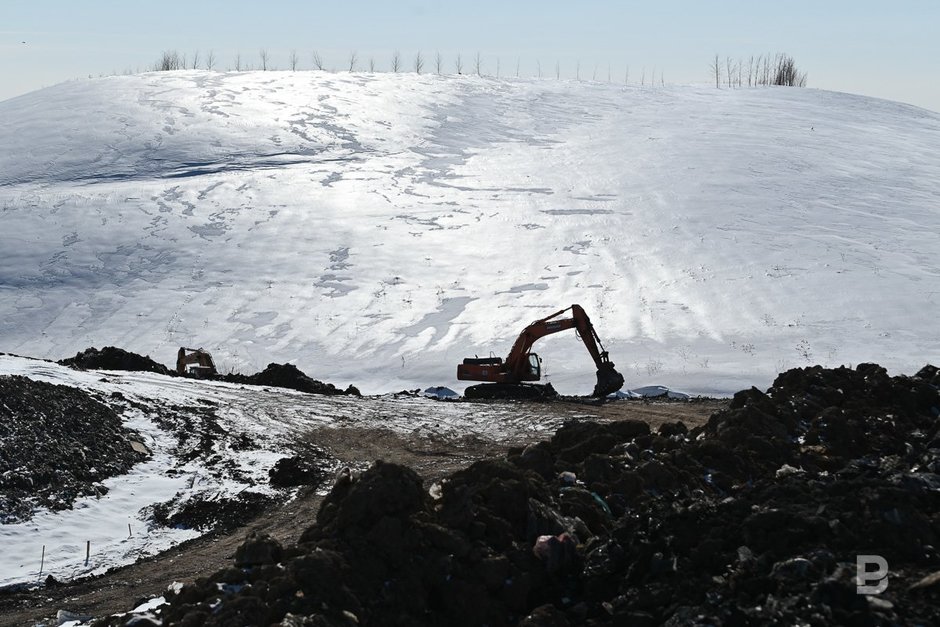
(593, 363), (625, 398)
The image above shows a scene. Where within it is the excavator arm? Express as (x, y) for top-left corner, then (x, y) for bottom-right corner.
(504, 305), (608, 377)
(504, 305), (624, 396)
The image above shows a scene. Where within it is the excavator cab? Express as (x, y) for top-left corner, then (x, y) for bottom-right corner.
(525, 353), (541, 380)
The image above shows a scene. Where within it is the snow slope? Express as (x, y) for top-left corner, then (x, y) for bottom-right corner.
(1, 71), (938, 395)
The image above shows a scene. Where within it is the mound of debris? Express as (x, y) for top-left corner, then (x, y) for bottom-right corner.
(150, 491), (279, 533)
(58, 346), (170, 375)
(268, 446), (334, 488)
(56, 348), (363, 398)
(119, 364), (940, 626)
(0, 376), (149, 523)
(223, 363), (360, 396)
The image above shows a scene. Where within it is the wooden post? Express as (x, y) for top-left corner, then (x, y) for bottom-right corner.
(85, 540), (90, 566)
(39, 545), (45, 577)
(128, 523), (133, 538)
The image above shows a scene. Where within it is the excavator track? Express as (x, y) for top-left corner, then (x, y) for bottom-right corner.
(464, 382), (558, 401)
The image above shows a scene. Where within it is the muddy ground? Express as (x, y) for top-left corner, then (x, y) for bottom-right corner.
(0, 397), (724, 627)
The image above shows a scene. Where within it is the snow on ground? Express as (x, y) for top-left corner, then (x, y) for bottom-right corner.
(1, 71), (938, 396)
(0, 426), (201, 587)
(0, 354), (573, 587)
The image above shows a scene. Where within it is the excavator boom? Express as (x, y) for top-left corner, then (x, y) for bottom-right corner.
(457, 304), (624, 398)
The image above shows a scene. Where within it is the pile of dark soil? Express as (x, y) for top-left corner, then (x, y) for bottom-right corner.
(0, 376), (149, 523)
(58, 346), (170, 375)
(268, 446), (334, 488)
(57, 347), (362, 398)
(150, 491), (280, 533)
(112, 364), (940, 626)
(57, 346), (361, 396)
(222, 363), (360, 396)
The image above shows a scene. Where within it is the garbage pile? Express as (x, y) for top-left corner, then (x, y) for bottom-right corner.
(0, 376), (148, 523)
(222, 363), (361, 396)
(58, 346), (360, 397)
(58, 346), (170, 375)
(110, 364), (940, 626)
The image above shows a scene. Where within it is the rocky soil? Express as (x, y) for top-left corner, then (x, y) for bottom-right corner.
(221, 363), (361, 396)
(0, 375), (149, 523)
(58, 347), (171, 375)
(79, 363), (940, 626)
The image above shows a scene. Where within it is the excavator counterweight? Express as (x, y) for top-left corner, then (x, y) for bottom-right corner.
(457, 304), (624, 399)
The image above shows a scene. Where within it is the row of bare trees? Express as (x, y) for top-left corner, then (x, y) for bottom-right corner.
(710, 53), (807, 88)
(152, 49), (668, 84)
(155, 50), (217, 71)
(155, 49), (495, 76)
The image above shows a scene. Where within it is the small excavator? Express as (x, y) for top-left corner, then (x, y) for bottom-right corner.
(457, 304), (625, 399)
(176, 347), (217, 378)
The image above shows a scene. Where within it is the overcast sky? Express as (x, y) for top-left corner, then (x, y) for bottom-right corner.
(1, 0), (938, 112)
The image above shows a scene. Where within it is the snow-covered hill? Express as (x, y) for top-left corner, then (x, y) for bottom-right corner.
(1, 71), (938, 395)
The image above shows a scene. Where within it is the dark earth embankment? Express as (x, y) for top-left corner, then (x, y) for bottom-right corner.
(58, 346), (170, 375)
(221, 363), (361, 396)
(58, 345), (358, 396)
(91, 363), (940, 626)
(0, 376), (148, 524)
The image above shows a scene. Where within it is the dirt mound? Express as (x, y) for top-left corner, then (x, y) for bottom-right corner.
(58, 346), (170, 375)
(223, 363), (360, 396)
(150, 491), (280, 533)
(112, 363), (940, 626)
(57, 347), (364, 398)
(0, 376), (149, 523)
(268, 447), (333, 489)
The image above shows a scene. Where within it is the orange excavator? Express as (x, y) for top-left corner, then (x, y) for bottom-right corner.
(176, 347), (217, 378)
(457, 304), (625, 399)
